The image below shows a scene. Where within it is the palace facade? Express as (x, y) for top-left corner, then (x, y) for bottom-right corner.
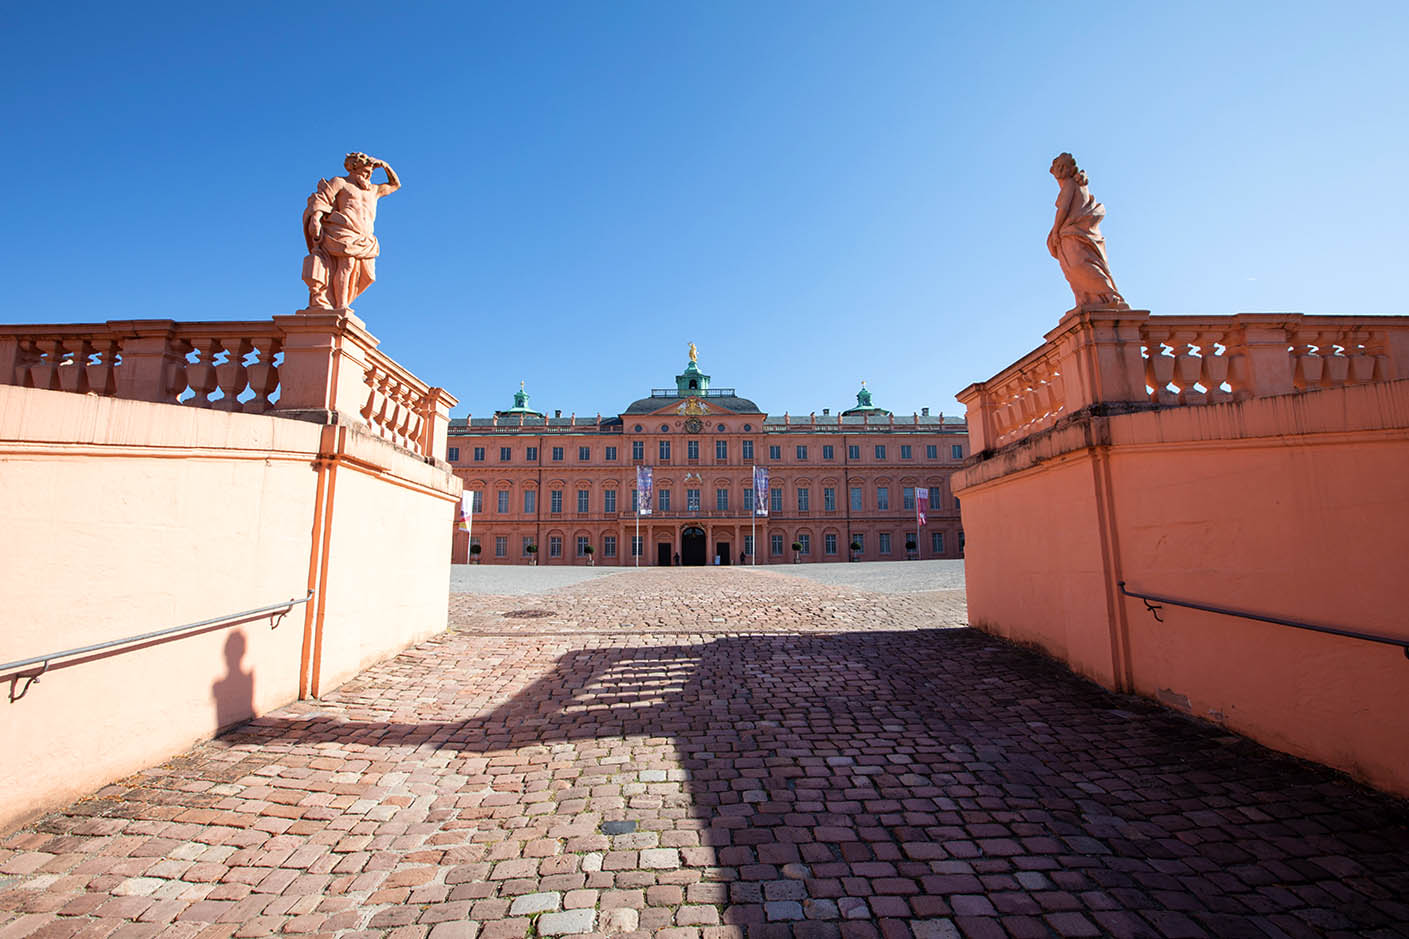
(446, 354), (967, 565)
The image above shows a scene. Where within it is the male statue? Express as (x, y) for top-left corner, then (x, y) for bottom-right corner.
(301, 152), (401, 310)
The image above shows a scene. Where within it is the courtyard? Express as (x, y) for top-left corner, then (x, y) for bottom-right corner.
(2, 563), (1407, 938)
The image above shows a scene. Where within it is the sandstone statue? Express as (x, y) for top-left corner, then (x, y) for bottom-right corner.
(302, 152), (401, 310)
(1047, 152), (1126, 310)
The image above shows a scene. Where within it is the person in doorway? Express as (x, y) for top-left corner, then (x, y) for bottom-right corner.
(673, 552), (680, 566)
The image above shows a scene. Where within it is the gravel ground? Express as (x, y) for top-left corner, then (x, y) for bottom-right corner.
(450, 560), (966, 596)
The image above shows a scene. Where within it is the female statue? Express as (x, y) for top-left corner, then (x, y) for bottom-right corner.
(1047, 153), (1126, 310)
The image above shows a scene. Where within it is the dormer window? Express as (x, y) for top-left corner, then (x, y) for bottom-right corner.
(689, 380), (698, 389)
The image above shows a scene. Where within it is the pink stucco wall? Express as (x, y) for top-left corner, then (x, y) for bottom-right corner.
(0, 385), (459, 831)
(955, 378), (1409, 796)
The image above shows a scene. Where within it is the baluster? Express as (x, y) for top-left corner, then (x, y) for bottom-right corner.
(215, 337), (251, 411)
(1321, 332), (1349, 386)
(85, 338), (119, 396)
(1200, 332), (1232, 403)
(1174, 336), (1205, 404)
(244, 337), (280, 412)
(184, 338), (220, 407)
(27, 338), (65, 391)
(58, 339), (88, 394)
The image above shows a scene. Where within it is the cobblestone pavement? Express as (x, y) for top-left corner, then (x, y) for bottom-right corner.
(3, 568), (1408, 939)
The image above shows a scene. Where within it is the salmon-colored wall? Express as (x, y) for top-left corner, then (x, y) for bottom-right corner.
(955, 378), (1409, 796)
(0, 385), (459, 831)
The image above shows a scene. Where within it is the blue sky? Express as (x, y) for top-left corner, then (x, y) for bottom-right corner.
(6, 2), (1407, 419)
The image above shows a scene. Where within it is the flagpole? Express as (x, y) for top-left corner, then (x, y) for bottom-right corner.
(751, 464), (756, 565)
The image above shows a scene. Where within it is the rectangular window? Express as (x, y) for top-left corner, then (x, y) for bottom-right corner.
(769, 445), (782, 460)
(903, 487), (915, 510)
(770, 488), (783, 513)
(604, 535), (617, 557)
(499, 447), (512, 462)
(447, 446), (460, 462)
(577, 536), (590, 557)
(823, 487), (836, 511)
(848, 445), (860, 460)
(659, 489), (671, 511)
(901, 445), (912, 460)
(929, 486), (942, 508)
(526, 446), (538, 462)
(716, 488), (729, 511)
(474, 446), (486, 462)
(522, 536), (534, 556)
(687, 440), (700, 460)
(822, 445), (834, 460)
(715, 440), (728, 460)
(550, 490), (563, 514)
(659, 440), (671, 461)
(879, 532), (892, 554)
(926, 445), (938, 460)
(631, 489), (638, 513)
(932, 531), (944, 553)
(605, 446), (618, 461)
(578, 446), (590, 461)
(472, 491), (484, 513)
(905, 531), (916, 552)
(497, 491), (510, 514)
(798, 534), (811, 555)
(875, 445), (887, 460)
(494, 536), (507, 558)
(742, 440), (754, 460)
(770, 534), (784, 556)
(850, 487), (863, 511)
(743, 488), (754, 512)
(825, 533), (838, 555)
(687, 488), (701, 511)
(795, 445), (808, 460)
(796, 487), (810, 511)
(551, 446), (564, 462)
(577, 490), (590, 513)
(632, 441), (644, 461)
(952, 444), (964, 460)
(604, 489), (617, 513)
(549, 536), (562, 558)
(524, 490), (536, 513)
(877, 487), (889, 510)
(743, 534), (754, 558)
(852, 533), (864, 553)
(631, 535), (643, 557)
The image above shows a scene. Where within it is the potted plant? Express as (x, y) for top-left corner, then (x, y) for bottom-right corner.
(905, 537), (917, 560)
(584, 544), (595, 566)
(526, 543), (538, 566)
(850, 539), (862, 562)
(791, 540), (802, 563)
(469, 542), (482, 565)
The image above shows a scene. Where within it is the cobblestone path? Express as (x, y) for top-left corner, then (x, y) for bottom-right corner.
(3, 568), (1408, 939)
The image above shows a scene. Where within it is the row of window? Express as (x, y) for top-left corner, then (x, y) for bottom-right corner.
(465, 485), (958, 516)
(469, 530), (953, 559)
(448, 441), (965, 464)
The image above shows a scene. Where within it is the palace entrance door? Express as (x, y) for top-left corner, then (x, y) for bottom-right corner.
(716, 542), (731, 565)
(657, 543), (672, 567)
(681, 527), (707, 566)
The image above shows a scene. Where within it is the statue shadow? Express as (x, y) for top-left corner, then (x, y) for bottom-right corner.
(227, 628), (1409, 937)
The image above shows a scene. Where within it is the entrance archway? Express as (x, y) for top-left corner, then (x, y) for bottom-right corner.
(681, 527), (707, 566)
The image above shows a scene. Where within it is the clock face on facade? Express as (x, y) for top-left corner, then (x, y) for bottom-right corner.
(684, 417), (703, 434)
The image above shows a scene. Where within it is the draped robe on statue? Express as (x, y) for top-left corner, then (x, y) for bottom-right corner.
(1052, 178), (1124, 309)
(302, 177), (380, 309)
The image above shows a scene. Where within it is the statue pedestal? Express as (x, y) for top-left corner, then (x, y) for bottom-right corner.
(296, 306), (366, 332)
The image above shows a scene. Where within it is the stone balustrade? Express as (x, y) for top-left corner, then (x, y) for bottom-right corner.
(957, 310), (1409, 453)
(0, 311), (457, 461)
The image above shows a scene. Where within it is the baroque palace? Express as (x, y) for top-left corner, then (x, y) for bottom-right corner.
(446, 350), (968, 566)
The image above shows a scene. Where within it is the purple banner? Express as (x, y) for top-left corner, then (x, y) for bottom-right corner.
(753, 465), (769, 517)
(636, 465), (653, 516)
(916, 488), (928, 527)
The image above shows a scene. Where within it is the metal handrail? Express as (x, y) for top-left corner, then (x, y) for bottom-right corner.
(0, 591), (315, 678)
(1117, 581), (1408, 659)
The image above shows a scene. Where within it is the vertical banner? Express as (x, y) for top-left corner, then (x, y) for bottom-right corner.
(916, 488), (928, 528)
(636, 465), (654, 516)
(753, 465), (770, 517)
(457, 490), (474, 536)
